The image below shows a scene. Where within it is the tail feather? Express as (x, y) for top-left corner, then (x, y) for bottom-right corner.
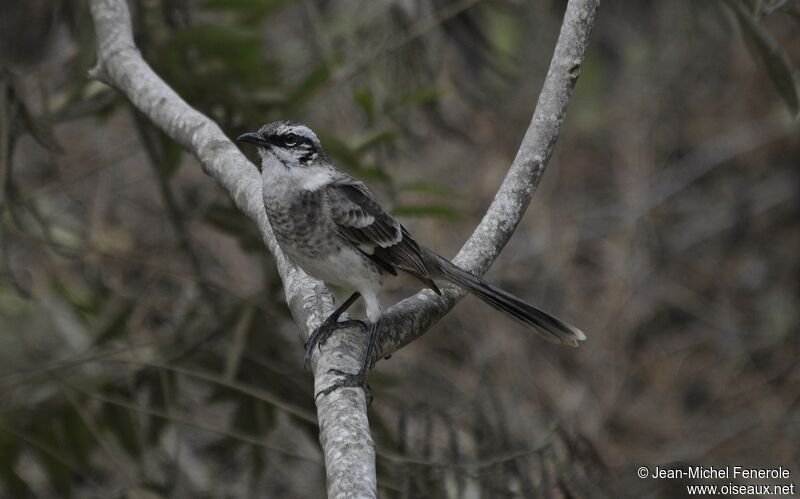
(432, 254), (586, 347)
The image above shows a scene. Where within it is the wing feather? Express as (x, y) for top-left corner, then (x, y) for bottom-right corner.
(325, 177), (440, 293)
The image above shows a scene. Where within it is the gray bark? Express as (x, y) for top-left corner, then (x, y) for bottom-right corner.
(87, 0), (599, 497)
(375, 0), (600, 361)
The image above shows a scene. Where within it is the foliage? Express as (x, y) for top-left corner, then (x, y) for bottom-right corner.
(723, 0), (800, 116)
(1, 0), (798, 497)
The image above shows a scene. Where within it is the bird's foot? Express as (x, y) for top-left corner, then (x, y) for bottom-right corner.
(315, 368), (372, 404)
(303, 319), (366, 370)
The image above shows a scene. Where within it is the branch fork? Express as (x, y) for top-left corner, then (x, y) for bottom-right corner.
(87, 0), (599, 496)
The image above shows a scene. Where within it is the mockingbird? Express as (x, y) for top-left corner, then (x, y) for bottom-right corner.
(237, 121), (585, 397)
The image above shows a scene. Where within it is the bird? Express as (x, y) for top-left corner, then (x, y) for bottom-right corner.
(237, 121), (585, 397)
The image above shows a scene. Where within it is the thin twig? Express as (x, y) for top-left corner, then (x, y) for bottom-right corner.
(100, 357), (318, 424)
(62, 379), (324, 464)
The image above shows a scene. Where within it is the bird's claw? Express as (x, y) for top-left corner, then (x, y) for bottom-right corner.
(315, 368), (372, 403)
(303, 319), (366, 370)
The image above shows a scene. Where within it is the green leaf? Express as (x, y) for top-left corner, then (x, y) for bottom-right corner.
(52, 277), (97, 322)
(29, 417), (74, 498)
(354, 129), (397, 154)
(316, 133), (362, 171)
(169, 25), (261, 56)
(249, 444), (266, 479)
(232, 397), (261, 436)
(34, 449), (73, 497)
(126, 485), (167, 499)
(487, 9), (523, 58)
(0, 431), (34, 498)
(353, 88), (375, 122)
(158, 132), (183, 180)
(393, 204), (465, 219)
(0, 467), (33, 499)
(166, 25), (266, 87)
(207, 385), (241, 405)
(57, 408), (93, 471)
(100, 387), (142, 459)
(67, 1), (98, 106)
(285, 63), (331, 113)
(201, 0), (293, 24)
(92, 297), (134, 346)
(349, 165), (391, 183)
(399, 88), (444, 106)
(725, 0), (800, 116)
(145, 370), (177, 444)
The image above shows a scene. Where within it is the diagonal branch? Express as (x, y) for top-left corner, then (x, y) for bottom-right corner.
(88, 1), (373, 496)
(87, 0), (599, 496)
(375, 0), (600, 360)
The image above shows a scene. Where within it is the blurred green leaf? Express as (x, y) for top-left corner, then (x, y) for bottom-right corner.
(0, 431), (34, 498)
(353, 88), (375, 122)
(354, 129), (397, 154)
(170, 25), (261, 60)
(144, 370), (177, 444)
(158, 132), (184, 180)
(232, 397), (275, 437)
(0, 467), (33, 498)
(350, 165), (391, 183)
(725, 0), (800, 116)
(92, 297), (135, 346)
(249, 444), (266, 479)
(166, 25), (267, 88)
(399, 88), (444, 106)
(126, 485), (167, 499)
(101, 387), (142, 459)
(484, 8), (522, 77)
(52, 277), (99, 321)
(34, 449), (73, 498)
(58, 408), (93, 471)
(393, 204), (465, 219)
(30, 416), (75, 498)
(316, 133), (393, 182)
(60, 0), (98, 109)
(285, 63), (331, 113)
(202, 0), (293, 24)
(316, 133), (362, 171)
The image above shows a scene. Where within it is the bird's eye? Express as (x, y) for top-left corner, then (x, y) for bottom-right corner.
(284, 133), (298, 147)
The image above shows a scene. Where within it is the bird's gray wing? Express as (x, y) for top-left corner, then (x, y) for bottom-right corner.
(325, 176), (440, 294)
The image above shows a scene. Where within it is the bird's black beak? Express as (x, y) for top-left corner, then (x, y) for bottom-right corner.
(236, 132), (266, 146)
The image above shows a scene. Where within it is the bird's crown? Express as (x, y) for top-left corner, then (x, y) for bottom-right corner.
(257, 121), (320, 148)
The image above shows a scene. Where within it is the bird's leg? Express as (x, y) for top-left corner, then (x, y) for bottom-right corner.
(304, 292), (365, 370)
(316, 318), (380, 401)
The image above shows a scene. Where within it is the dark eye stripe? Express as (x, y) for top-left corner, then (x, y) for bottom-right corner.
(281, 133), (307, 148)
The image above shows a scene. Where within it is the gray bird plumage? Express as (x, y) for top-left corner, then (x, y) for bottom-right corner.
(237, 121), (585, 397)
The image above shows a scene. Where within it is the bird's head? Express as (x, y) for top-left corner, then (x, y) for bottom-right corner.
(236, 121), (322, 168)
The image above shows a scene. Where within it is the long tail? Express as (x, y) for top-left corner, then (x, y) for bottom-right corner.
(430, 252), (586, 347)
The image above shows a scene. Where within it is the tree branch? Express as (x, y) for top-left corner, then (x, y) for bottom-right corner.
(375, 0), (599, 361)
(88, 1), (374, 496)
(87, 0), (598, 496)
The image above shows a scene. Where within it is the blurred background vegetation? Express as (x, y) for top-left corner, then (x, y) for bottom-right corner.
(1, 0), (798, 497)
